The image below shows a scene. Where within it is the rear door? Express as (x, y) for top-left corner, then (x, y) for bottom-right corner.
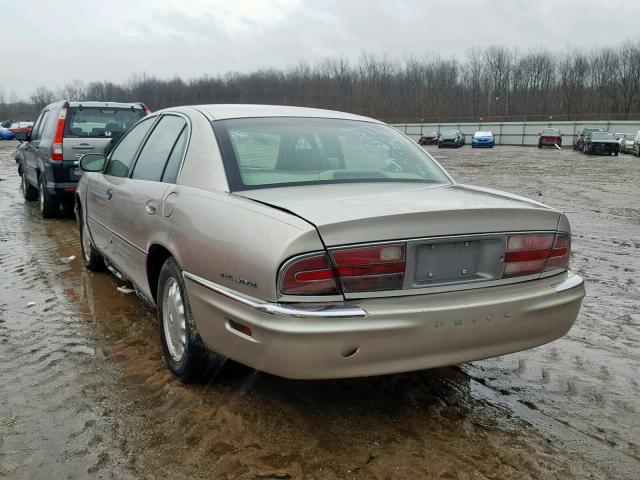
(107, 114), (189, 296)
(86, 116), (157, 259)
(23, 110), (48, 186)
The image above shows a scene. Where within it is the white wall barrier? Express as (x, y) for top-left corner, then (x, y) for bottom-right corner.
(392, 120), (640, 146)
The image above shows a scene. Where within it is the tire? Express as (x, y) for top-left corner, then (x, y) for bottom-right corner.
(538, 143), (542, 148)
(79, 211), (104, 271)
(157, 257), (216, 382)
(614, 152), (619, 156)
(20, 170), (38, 201)
(38, 175), (59, 218)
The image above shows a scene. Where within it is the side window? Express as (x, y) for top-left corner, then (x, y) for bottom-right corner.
(31, 111), (49, 141)
(105, 118), (155, 178)
(40, 110), (56, 140)
(162, 127), (188, 183)
(131, 115), (187, 182)
(29, 112), (45, 140)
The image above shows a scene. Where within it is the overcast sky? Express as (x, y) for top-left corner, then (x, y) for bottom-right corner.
(1, 0), (639, 100)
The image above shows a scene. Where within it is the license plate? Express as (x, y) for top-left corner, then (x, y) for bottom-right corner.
(415, 241), (481, 283)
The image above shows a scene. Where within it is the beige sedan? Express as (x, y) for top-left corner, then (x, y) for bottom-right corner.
(75, 105), (585, 381)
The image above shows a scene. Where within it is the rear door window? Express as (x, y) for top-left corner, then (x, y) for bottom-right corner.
(161, 128), (188, 183)
(64, 107), (146, 139)
(105, 117), (155, 178)
(31, 111), (49, 141)
(131, 115), (187, 182)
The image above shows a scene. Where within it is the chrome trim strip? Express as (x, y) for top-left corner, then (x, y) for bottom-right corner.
(183, 271), (367, 318)
(87, 214), (147, 255)
(551, 273), (584, 293)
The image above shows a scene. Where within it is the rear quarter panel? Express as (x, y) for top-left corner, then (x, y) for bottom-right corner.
(162, 187), (323, 302)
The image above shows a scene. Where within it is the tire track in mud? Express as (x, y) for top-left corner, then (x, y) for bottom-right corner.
(0, 152), (135, 479)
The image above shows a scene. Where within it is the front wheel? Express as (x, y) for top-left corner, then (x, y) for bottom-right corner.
(21, 171), (38, 201)
(80, 213), (104, 271)
(157, 257), (219, 382)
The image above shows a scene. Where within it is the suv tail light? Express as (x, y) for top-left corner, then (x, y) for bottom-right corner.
(503, 233), (570, 278)
(50, 107), (67, 161)
(280, 244), (406, 296)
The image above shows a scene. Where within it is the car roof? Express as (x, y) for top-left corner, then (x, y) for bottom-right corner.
(187, 104), (383, 123)
(44, 100), (146, 110)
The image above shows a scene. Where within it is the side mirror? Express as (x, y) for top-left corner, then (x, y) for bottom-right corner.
(79, 153), (106, 172)
(14, 131), (29, 142)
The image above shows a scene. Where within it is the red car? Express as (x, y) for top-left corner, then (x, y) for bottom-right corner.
(418, 131), (439, 145)
(9, 121), (34, 137)
(538, 128), (562, 148)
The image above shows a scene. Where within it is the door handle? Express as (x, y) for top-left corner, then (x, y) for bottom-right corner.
(106, 188), (113, 200)
(145, 200), (158, 215)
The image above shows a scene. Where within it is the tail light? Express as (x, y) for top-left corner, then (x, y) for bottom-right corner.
(50, 107), (67, 161)
(503, 233), (570, 278)
(281, 253), (339, 295)
(331, 244), (405, 292)
(280, 244), (406, 295)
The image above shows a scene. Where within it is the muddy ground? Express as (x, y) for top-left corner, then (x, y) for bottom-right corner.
(0, 140), (638, 479)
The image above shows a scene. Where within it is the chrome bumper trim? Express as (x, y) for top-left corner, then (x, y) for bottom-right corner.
(183, 271), (368, 318)
(551, 273), (584, 293)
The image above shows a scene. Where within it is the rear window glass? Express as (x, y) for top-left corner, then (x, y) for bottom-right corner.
(64, 107), (146, 139)
(591, 132), (614, 140)
(214, 117), (451, 191)
(542, 129), (559, 135)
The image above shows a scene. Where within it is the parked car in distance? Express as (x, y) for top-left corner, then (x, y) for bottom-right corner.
(619, 133), (636, 154)
(9, 121), (34, 137)
(632, 132), (640, 157)
(0, 126), (14, 140)
(15, 100), (149, 218)
(538, 128), (562, 148)
(75, 104), (584, 382)
(471, 131), (495, 148)
(584, 132), (620, 156)
(573, 127), (606, 151)
(418, 131), (439, 145)
(438, 129), (465, 148)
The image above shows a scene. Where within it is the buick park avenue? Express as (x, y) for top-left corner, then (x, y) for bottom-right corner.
(75, 105), (585, 381)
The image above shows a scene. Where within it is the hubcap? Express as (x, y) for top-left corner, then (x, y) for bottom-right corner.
(162, 277), (186, 362)
(81, 221), (91, 262)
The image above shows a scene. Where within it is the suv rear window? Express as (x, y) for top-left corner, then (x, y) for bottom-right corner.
(64, 107), (146, 139)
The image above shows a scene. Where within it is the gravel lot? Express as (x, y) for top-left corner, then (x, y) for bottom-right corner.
(0, 140), (638, 479)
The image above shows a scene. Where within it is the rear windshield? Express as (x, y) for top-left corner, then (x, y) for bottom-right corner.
(591, 132), (614, 140)
(213, 117), (452, 191)
(64, 107), (146, 139)
(542, 129), (559, 135)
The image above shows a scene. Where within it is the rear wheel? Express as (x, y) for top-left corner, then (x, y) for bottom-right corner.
(38, 175), (59, 218)
(21, 171), (38, 201)
(157, 257), (218, 382)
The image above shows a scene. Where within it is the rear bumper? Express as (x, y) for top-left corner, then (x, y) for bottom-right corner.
(185, 271), (585, 379)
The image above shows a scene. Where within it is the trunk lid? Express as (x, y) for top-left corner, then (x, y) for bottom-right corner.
(238, 183), (561, 246)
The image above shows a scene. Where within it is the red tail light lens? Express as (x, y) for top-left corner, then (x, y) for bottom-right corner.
(281, 254), (339, 295)
(331, 244), (405, 292)
(503, 233), (570, 277)
(544, 234), (571, 271)
(280, 244), (406, 296)
(51, 107), (67, 161)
